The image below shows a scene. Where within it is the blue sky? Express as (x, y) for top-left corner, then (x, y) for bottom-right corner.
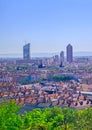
(0, 0), (92, 54)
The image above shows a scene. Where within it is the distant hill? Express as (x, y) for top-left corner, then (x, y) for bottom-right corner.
(0, 52), (92, 58)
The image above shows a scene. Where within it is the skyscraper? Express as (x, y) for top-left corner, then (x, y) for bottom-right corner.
(66, 44), (73, 63)
(60, 51), (64, 67)
(54, 55), (59, 65)
(23, 43), (30, 60)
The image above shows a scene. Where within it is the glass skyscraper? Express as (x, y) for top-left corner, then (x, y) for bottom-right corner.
(23, 43), (30, 60)
(60, 51), (64, 66)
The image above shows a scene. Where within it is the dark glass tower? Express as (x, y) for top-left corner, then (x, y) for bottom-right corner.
(66, 44), (73, 63)
(23, 43), (30, 60)
(60, 51), (64, 67)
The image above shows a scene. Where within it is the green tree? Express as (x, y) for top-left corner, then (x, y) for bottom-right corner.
(0, 100), (23, 130)
(74, 108), (92, 130)
(61, 108), (76, 130)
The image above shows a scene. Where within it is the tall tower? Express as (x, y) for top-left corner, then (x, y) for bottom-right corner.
(60, 51), (64, 67)
(54, 55), (59, 65)
(66, 44), (73, 63)
(23, 43), (30, 60)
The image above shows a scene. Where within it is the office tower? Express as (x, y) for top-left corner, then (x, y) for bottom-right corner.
(60, 51), (64, 67)
(66, 44), (73, 63)
(23, 43), (30, 60)
(54, 55), (59, 65)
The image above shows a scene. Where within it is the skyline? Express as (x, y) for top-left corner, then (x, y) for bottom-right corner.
(0, 0), (92, 54)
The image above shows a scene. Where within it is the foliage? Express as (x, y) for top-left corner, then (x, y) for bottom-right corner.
(0, 100), (23, 130)
(0, 101), (92, 130)
(53, 75), (76, 82)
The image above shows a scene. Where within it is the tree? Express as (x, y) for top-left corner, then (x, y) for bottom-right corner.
(0, 100), (23, 130)
(0, 101), (92, 130)
(74, 108), (92, 130)
(61, 108), (76, 130)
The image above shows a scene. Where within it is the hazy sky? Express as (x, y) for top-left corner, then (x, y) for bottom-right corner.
(0, 0), (92, 54)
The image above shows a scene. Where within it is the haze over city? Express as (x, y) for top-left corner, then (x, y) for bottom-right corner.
(0, 0), (92, 56)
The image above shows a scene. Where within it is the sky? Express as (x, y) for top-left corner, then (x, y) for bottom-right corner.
(0, 0), (92, 55)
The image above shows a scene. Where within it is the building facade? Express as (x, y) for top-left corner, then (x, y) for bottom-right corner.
(23, 43), (30, 60)
(60, 51), (64, 66)
(66, 44), (73, 63)
(54, 55), (59, 65)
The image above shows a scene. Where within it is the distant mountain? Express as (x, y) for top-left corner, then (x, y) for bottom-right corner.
(74, 52), (92, 57)
(0, 52), (92, 58)
(32, 52), (92, 57)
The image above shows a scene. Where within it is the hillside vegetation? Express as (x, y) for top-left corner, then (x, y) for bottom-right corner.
(0, 100), (92, 130)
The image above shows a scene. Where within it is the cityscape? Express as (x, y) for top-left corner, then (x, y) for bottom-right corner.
(1, 0), (92, 129)
(0, 43), (92, 109)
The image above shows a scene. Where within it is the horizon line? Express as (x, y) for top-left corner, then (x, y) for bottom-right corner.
(1, 51), (92, 55)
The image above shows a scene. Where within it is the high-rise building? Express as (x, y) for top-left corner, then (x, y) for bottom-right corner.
(54, 55), (59, 65)
(23, 43), (30, 60)
(66, 44), (73, 63)
(60, 51), (64, 67)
